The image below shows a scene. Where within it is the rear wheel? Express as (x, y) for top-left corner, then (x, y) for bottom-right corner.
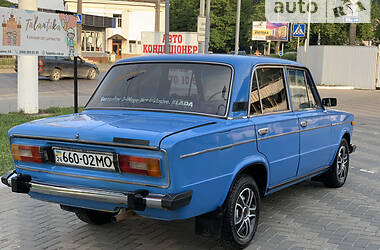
(221, 174), (260, 249)
(323, 138), (349, 188)
(49, 68), (61, 81)
(75, 208), (116, 225)
(87, 68), (98, 80)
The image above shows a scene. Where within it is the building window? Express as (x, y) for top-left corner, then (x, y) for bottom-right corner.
(81, 30), (104, 52)
(129, 40), (136, 54)
(113, 14), (122, 28)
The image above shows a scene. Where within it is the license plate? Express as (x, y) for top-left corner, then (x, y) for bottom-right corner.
(53, 148), (116, 171)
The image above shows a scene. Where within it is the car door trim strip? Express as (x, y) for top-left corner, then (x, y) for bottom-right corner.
(180, 121), (350, 159)
(180, 138), (258, 159)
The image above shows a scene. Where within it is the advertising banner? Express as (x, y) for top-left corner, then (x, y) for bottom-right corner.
(141, 31), (199, 55)
(265, 0), (371, 23)
(0, 7), (77, 56)
(252, 22), (289, 41)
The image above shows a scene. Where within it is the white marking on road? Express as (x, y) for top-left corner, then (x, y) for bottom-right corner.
(359, 169), (376, 174)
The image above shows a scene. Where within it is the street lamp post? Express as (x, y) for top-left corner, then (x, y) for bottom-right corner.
(165, 0), (170, 54)
(234, 0), (241, 55)
(204, 0), (210, 54)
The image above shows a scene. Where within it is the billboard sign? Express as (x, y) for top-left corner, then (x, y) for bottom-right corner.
(265, 0), (370, 23)
(252, 22), (289, 41)
(142, 32), (198, 55)
(0, 7), (77, 57)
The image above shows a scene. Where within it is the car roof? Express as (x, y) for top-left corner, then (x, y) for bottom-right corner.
(115, 54), (303, 67)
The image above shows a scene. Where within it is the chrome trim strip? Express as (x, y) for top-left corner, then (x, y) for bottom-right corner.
(300, 123), (331, 132)
(332, 121), (351, 126)
(29, 182), (166, 209)
(10, 134), (158, 150)
(180, 138), (257, 159)
(84, 61), (235, 120)
(268, 166), (330, 192)
(180, 119), (347, 158)
(257, 130), (299, 141)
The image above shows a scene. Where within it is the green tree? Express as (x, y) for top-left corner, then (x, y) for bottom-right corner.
(0, 0), (14, 7)
(170, 0), (199, 32)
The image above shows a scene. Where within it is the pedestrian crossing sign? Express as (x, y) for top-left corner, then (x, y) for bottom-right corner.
(292, 24), (306, 38)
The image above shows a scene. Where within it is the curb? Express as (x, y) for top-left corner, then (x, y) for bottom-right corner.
(317, 86), (355, 90)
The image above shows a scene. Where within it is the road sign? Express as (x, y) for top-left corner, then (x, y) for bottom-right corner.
(75, 14), (82, 24)
(279, 51), (283, 56)
(292, 24), (306, 38)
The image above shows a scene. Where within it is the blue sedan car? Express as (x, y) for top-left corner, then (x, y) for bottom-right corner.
(2, 55), (355, 248)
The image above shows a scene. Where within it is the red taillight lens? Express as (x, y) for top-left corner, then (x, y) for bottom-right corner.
(118, 155), (161, 177)
(11, 144), (42, 163)
(38, 60), (43, 72)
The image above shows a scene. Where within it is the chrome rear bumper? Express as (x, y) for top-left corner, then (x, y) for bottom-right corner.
(1, 171), (192, 211)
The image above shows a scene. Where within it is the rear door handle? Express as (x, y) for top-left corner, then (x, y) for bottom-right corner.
(258, 128), (269, 135)
(300, 121), (308, 127)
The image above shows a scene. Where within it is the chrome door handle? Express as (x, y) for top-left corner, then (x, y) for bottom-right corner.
(258, 128), (269, 135)
(300, 121), (308, 127)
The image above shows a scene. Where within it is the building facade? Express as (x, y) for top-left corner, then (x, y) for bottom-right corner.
(64, 0), (165, 60)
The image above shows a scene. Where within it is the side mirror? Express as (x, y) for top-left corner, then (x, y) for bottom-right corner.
(322, 98), (337, 107)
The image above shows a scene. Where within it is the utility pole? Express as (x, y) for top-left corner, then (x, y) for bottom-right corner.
(304, 0), (311, 54)
(349, 23), (357, 45)
(18, 0), (38, 114)
(234, 0), (241, 55)
(204, 0), (210, 54)
(155, 0), (161, 32)
(165, 0), (170, 54)
(198, 0), (205, 54)
(77, 0), (82, 56)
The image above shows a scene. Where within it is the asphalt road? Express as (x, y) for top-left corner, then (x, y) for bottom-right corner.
(0, 84), (380, 249)
(0, 72), (105, 113)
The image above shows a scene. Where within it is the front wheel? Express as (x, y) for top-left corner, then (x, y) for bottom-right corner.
(323, 138), (350, 188)
(221, 174), (260, 249)
(75, 208), (116, 225)
(87, 68), (98, 80)
(49, 68), (61, 81)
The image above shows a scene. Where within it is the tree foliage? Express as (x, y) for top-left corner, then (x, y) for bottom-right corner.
(170, 0), (380, 53)
(0, 0), (14, 7)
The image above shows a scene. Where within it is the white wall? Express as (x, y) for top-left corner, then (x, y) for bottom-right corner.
(297, 46), (379, 90)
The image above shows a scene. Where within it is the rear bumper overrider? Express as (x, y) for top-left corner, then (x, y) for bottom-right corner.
(1, 170), (192, 211)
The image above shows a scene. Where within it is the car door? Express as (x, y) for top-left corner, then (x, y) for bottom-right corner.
(58, 57), (74, 77)
(286, 67), (333, 176)
(250, 66), (300, 187)
(78, 57), (90, 77)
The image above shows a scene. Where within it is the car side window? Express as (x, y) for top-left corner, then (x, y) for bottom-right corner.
(305, 71), (322, 109)
(256, 67), (289, 113)
(287, 69), (320, 110)
(249, 72), (262, 115)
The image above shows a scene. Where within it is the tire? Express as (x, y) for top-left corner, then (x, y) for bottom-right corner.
(87, 68), (98, 80)
(323, 138), (349, 188)
(50, 68), (61, 81)
(75, 208), (116, 225)
(221, 174), (260, 249)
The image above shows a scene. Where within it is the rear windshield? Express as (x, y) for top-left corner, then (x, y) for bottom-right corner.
(86, 63), (233, 116)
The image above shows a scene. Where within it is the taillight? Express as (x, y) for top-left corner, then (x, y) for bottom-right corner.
(38, 60), (43, 72)
(118, 155), (161, 177)
(11, 144), (43, 163)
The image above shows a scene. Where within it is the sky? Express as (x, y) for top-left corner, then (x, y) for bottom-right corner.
(9, 0), (64, 10)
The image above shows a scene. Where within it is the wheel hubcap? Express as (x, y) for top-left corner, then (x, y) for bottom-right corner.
(89, 69), (95, 78)
(53, 71), (60, 80)
(234, 187), (256, 240)
(336, 145), (348, 181)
